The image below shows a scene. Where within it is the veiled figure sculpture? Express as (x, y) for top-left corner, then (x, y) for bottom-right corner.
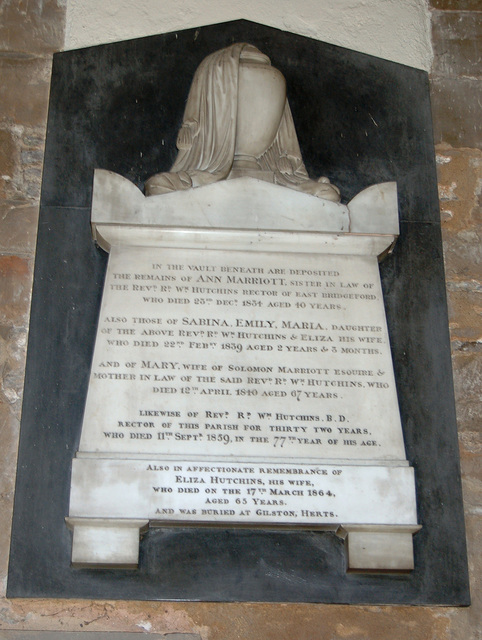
(145, 43), (341, 202)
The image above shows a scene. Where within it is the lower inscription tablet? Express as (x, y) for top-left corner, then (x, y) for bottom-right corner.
(66, 171), (420, 571)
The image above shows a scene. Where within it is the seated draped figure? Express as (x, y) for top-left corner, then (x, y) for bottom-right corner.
(145, 42), (341, 202)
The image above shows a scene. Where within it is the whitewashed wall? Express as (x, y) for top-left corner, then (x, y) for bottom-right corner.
(65, 0), (433, 71)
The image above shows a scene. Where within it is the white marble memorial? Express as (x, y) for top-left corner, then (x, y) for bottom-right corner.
(67, 43), (419, 571)
(66, 171), (420, 571)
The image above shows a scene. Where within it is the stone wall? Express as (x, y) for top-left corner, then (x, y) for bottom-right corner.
(0, 1), (480, 638)
(0, 0), (66, 591)
(430, 0), (482, 637)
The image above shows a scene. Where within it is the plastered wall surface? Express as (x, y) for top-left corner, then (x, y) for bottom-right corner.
(0, 0), (480, 638)
(64, 0), (433, 71)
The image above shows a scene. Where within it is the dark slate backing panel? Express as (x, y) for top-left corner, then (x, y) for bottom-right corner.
(8, 20), (469, 604)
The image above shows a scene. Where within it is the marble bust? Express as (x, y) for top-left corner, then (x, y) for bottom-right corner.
(145, 43), (340, 202)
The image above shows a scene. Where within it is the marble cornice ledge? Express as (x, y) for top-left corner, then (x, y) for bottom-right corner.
(91, 170), (399, 258)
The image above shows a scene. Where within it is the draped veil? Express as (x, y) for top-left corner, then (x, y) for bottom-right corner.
(145, 43), (315, 195)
